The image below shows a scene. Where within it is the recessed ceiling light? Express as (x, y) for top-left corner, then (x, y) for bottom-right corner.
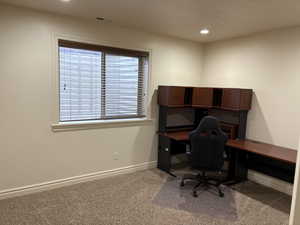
(61, 0), (71, 2)
(200, 28), (210, 35)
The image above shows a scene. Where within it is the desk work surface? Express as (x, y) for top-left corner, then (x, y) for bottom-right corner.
(158, 131), (297, 164)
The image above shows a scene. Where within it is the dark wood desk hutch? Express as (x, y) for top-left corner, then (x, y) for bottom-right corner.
(157, 85), (296, 183)
(158, 86), (252, 137)
(157, 86), (253, 176)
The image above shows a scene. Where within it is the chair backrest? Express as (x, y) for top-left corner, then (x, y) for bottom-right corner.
(189, 116), (228, 171)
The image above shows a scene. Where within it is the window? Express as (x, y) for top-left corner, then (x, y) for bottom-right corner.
(59, 40), (149, 122)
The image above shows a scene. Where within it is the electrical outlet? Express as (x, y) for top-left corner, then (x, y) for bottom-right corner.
(113, 152), (119, 160)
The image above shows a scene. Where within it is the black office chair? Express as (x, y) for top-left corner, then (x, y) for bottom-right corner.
(180, 116), (228, 198)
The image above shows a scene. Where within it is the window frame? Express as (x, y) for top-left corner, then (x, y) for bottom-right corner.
(51, 36), (152, 131)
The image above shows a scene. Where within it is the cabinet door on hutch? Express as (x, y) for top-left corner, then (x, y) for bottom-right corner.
(192, 88), (213, 108)
(221, 89), (252, 111)
(158, 86), (185, 106)
(221, 89), (241, 110)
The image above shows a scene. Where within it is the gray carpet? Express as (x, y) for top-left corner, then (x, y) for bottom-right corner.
(153, 178), (238, 221)
(0, 169), (291, 225)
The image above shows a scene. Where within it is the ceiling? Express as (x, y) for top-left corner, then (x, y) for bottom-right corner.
(2, 0), (300, 42)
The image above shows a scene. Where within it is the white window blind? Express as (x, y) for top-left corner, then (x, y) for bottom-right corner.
(59, 40), (148, 122)
(59, 47), (102, 121)
(103, 54), (146, 119)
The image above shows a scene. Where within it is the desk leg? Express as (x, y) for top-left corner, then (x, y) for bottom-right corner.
(157, 136), (177, 177)
(224, 147), (248, 185)
(167, 171), (177, 177)
(234, 149), (248, 182)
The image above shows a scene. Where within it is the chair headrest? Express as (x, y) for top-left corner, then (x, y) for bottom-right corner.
(191, 116), (224, 136)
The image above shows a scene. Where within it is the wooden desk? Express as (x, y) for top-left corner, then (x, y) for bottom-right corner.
(226, 139), (296, 164)
(158, 131), (297, 182)
(159, 131), (297, 164)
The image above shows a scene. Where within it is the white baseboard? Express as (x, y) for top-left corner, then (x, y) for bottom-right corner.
(1, 163), (290, 200)
(248, 170), (293, 196)
(0, 161), (157, 200)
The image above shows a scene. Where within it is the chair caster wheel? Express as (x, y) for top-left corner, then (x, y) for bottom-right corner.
(180, 181), (185, 187)
(193, 191), (198, 198)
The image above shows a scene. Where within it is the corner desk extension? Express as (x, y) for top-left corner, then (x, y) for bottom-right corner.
(157, 86), (296, 183)
(158, 131), (297, 183)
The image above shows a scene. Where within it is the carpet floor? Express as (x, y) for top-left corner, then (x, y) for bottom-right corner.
(0, 169), (291, 225)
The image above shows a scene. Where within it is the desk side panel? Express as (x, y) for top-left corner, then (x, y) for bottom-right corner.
(157, 135), (171, 172)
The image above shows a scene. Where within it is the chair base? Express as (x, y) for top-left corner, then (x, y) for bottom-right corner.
(180, 172), (224, 198)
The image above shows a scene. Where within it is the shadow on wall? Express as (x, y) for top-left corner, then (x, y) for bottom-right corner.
(131, 89), (159, 164)
(150, 89), (159, 161)
(246, 91), (273, 144)
(131, 125), (157, 164)
(150, 89), (159, 121)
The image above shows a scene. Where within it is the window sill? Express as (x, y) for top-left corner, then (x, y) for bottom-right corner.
(51, 118), (153, 132)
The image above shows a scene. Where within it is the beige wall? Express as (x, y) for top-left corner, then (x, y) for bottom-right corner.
(0, 4), (203, 191)
(202, 28), (300, 149)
